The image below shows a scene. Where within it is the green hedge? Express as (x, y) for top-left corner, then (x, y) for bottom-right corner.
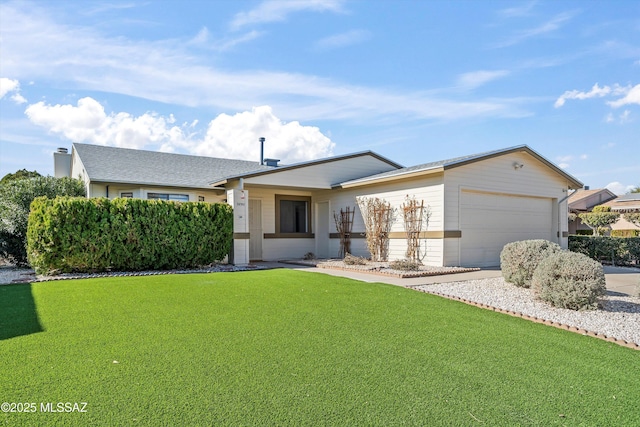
(569, 235), (640, 266)
(27, 197), (233, 274)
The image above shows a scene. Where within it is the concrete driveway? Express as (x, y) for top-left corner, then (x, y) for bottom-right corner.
(603, 266), (640, 296)
(271, 262), (639, 296)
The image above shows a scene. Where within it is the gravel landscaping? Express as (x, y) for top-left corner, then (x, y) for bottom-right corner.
(284, 258), (480, 278)
(414, 277), (640, 347)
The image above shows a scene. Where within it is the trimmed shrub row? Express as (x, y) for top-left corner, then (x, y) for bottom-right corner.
(569, 235), (640, 266)
(501, 239), (606, 311)
(27, 197), (233, 274)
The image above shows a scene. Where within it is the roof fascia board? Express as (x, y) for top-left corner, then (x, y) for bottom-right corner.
(337, 166), (444, 189)
(209, 151), (402, 185)
(91, 180), (226, 191)
(441, 145), (583, 189)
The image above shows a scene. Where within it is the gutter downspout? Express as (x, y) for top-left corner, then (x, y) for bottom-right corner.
(558, 190), (571, 244)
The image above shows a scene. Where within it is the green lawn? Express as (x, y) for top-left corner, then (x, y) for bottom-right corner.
(1, 270), (638, 426)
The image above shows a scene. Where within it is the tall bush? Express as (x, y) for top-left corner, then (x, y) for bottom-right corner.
(532, 251), (606, 311)
(0, 176), (85, 265)
(500, 240), (562, 288)
(27, 197), (233, 274)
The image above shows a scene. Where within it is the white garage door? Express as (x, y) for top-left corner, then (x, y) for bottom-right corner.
(460, 191), (554, 267)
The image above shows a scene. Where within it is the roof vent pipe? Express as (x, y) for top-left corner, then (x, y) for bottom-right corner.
(259, 137), (265, 165)
(584, 185), (590, 190)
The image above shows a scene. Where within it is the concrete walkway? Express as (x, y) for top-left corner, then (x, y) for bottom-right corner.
(260, 262), (639, 296)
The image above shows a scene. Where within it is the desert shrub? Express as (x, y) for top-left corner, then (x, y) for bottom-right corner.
(500, 240), (562, 288)
(389, 259), (422, 271)
(531, 251), (606, 311)
(343, 253), (368, 265)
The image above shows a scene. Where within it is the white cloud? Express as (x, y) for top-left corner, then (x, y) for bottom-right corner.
(189, 27), (263, 51)
(456, 70), (510, 89)
(0, 2), (529, 125)
(607, 84), (640, 108)
(315, 29), (371, 50)
(498, 1), (537, 18)
(23, 98), (334, 164)
(554, 83), (611, 108)
(605, 109), (633, 124)
(193, 106), (335, 163)
(25, 97), (185, 149)
(230, 0), (345, 30)
(0, 77), (27, 104)
(558, 162), (570, 169)
(494, 11), (576, 48)
(606, 181), (636, 195)
(0, 77), (19, 98)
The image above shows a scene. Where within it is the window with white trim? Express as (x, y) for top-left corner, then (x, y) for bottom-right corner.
(147, 193), (189, 201)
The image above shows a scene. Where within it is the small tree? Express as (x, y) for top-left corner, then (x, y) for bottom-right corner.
(0, 176), (85, 265)
(578, 205), (619, 236)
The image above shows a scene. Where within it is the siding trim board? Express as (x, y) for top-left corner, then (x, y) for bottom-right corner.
(328, 231), (462, 239)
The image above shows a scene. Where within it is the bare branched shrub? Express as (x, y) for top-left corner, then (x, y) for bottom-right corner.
(402, 195), (430, 262)
(389, 259), (422, 271)
(356, 197), (395, 262)
(333, 207), (354, 258)
(343, 253), (368, 265)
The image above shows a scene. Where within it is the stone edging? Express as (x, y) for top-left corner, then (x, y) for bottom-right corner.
(315, 264), (481, 278)
(412, 287), (640, 351)
(8, 265), (267, 284)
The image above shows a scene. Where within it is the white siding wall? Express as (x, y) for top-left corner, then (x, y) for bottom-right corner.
(244, 186), (315, 260)
(244, 156), (398, 189)
(316, 174), (445, 265)
(443, 152), (571, 266)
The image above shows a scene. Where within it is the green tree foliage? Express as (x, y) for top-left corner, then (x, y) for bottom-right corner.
(578, 205), (620, 236)
(0, 176), (86, 265)
(0, 169), (42, 184)
(27, 197), (233, 274)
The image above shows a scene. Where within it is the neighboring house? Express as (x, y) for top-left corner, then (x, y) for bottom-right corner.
(603, 193), (640, 234)
(55, 143), (582, 267)
(567, 188), (617, 234)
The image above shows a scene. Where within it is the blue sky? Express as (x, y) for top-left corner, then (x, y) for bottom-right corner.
(1, 0), (638, 193)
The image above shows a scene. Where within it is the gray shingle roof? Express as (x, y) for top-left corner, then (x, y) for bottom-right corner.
(74, 143), (272, 189)
(339, 145), (583, 189)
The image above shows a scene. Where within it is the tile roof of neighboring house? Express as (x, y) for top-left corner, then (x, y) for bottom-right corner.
(337, 145), (583, 189)
(73, 143), (273, 190)
(568, 188), (617, 210)
(603, 193), (640, 212)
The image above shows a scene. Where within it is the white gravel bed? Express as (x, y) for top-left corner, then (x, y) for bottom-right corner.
(416, 277), (640, 346)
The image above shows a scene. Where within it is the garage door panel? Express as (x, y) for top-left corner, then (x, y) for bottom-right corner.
(460, 191), (553, 267)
